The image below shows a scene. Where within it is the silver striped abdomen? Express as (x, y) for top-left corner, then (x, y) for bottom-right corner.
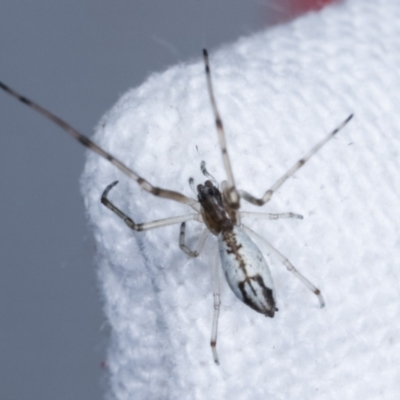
(218, 226), (276, 317)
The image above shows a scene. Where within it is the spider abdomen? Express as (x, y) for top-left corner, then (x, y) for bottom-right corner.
(218, 226), (276, 317)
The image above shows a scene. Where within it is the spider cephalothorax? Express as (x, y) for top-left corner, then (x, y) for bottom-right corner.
(197, 180), (235, 235)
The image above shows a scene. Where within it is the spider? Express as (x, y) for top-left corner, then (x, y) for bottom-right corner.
(0, 49), (353, 364)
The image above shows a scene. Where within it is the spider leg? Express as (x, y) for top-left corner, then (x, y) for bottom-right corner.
(101, 181), (199, 231)
(239, 114), (353, 207)
(0, 81), (199, 210)
(179, 223), (208, 257)
(240, 211), (303, 220)
(203, 49), (239, 209)
(210, 248), (221, 365)
(242, 225), (325, 308)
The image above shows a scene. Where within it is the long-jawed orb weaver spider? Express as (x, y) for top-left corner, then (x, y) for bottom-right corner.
(0, 49), (352, 364)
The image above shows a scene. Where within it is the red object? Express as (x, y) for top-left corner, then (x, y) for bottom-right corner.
(268, 0), (339, 24)
(288, 0), (337, 15)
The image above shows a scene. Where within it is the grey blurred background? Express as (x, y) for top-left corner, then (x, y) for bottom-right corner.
(0, 1), (331, 399)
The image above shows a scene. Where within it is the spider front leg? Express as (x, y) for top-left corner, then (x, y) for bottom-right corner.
(203, 49), (239, 208)
(0, 82), (199, 210)
(239, 115), (353, 207)
(101, 181), (198, 231)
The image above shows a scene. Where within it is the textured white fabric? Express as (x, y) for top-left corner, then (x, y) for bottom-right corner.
(81, 0), (400, 398)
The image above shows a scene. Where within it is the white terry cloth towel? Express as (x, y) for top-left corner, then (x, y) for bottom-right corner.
(81, 0), (400, 398)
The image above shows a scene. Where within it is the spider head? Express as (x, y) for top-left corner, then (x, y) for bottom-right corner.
(197, 180), (235, 235)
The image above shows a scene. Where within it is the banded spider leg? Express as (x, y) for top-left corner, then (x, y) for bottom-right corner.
(0, 49), (353, 365)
